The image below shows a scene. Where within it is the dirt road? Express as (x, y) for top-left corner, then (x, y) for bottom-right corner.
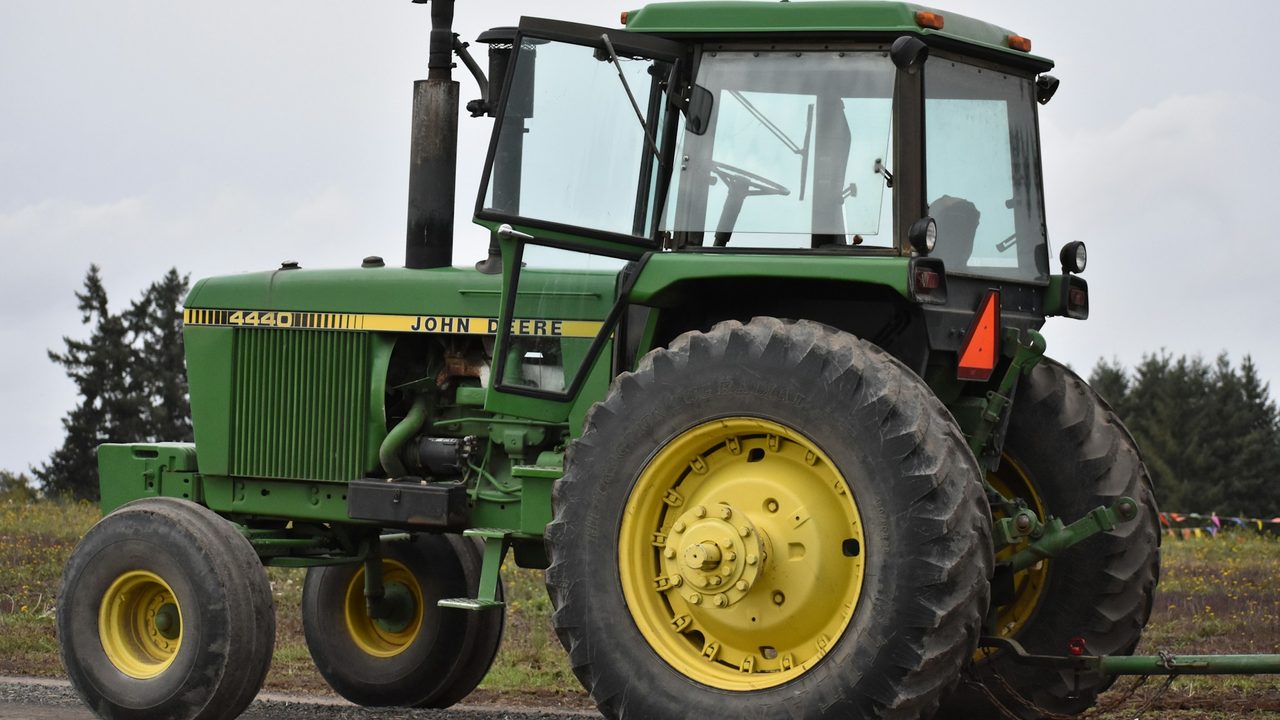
(0, 677), (598, 720)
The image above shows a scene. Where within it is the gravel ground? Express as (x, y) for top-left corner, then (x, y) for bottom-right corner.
(0, 678), (600, 720)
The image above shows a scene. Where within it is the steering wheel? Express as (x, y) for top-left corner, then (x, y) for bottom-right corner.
(709, 161), (791, 198)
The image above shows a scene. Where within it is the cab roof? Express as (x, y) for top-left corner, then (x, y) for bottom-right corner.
(624, 1), (1053, 68)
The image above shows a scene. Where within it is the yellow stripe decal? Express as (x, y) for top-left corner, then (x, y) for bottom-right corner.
(183, 309), (603, 338)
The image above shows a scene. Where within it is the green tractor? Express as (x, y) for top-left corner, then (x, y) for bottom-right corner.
(58, 2), (1171, 719)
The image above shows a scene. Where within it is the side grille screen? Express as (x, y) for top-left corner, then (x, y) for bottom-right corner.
(230, 329), (370, 481)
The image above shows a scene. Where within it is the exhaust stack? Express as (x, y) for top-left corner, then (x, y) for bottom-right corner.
(405, 0), (458, 269)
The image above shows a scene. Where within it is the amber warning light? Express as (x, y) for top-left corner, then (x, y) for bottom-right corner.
(957, 290), (1000, 381)
(1007, 34), (1032, 52)
(915, 11), (944, 30)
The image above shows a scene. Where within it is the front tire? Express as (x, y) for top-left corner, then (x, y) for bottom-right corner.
(58, 498), (276, 720)
(546, 318), (992, 720)
(301, 533), (503, 708)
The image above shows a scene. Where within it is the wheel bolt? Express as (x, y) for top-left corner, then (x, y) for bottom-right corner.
(747, 554), (758, 566)
(726, 551), (737, 562)
(693, 506), (707, 518)
(766, 499), (779, 513)
(664, 548), (676, 559)
(772, 591), (785, 606)
(719, 506), (733, 520)
(736, 580), (749, 591)
(714, 594), (729, 607)
(739, 526), (752, 537)
(671, 576), (684, 588)
(710, 576), (723, 586)
(673, 521), (686, 533)
(688, 594), (702, 605)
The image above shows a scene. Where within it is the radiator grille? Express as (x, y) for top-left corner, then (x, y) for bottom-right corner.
(230, 329), (371, 481)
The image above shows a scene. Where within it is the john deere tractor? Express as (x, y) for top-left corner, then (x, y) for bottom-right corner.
(57, 3), (1176, 719)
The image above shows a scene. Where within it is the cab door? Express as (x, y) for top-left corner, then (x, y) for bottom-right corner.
(474, 18), (686, 423)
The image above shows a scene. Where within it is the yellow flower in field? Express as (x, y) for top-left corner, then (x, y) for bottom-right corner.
(20, 605), (29, 613)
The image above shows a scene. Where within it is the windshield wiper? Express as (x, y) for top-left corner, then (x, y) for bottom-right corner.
(600, 34), (661, 161)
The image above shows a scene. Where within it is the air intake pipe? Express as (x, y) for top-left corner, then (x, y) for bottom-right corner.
(405, 0), (458, 270)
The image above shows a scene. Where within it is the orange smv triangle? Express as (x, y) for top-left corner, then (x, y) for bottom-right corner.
(958, 290), (1000, 381)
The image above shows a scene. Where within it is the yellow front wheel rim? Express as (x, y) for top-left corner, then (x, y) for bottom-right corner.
(343, 560), (424, 658)
(98, 570), (183, 679)
(619, 417), (866, 691)
(987, 454), (1050, 645)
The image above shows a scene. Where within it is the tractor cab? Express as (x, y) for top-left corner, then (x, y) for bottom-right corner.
(470, 4), (1066, 420)
(475, 4), (1056, 285)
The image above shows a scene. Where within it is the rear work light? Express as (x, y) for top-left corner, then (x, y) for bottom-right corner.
(915, 11), (944, 30)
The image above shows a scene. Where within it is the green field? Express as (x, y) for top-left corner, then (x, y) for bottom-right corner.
(3, 499), (1279, 716)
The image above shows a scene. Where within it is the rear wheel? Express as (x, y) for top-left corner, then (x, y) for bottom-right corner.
(547, 318), (992, 720)
(58, 498), (275, 720)
(302, 533), (503, 708)
(938, 358), (1161, 718)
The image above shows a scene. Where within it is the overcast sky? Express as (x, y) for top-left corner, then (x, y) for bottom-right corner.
(3, 1), (1278, 476)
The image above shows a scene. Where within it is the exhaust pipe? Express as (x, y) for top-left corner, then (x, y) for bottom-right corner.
(405, 0), (458, 270)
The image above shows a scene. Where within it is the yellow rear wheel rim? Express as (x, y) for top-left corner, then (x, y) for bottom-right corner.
(986, 454), (1050, 647)
(343, 560), (424, 658)
(98, 570), (183, 679)
(619, 417), (866, 691)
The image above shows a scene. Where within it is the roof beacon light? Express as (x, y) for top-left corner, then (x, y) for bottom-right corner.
(957, 290), (1001, 382)
(1007, 34), (1032, 52)
(915, 11), (945, 30)
(620, 10), (629, 25)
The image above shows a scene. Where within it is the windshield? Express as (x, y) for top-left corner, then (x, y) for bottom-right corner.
(925, 59), (1049, 282)
(662, 51), (896, 249)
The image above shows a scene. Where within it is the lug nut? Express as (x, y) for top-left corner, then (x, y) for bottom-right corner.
(664, 548), (676, 559)
(736, 580), (749, 592)
(693, 506), (707, 518)
(671, 575), (684, 588)
(673, 521), (686, 533)
(726, 551), (737, 562)
(719, 506), (733, 520)
(688, 594), (702, 605)
(747, 554), (758, 566)
(766, 499), (779, 513)
(714, 594), (729, 607)
(710, 576), (723, 586)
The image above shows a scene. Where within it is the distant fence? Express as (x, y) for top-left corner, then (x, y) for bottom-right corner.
(1160, 512), (1280, 539)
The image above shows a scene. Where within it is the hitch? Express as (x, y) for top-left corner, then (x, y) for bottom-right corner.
(968, 328), (1046, 460)
(1006, 496), (1139, 573)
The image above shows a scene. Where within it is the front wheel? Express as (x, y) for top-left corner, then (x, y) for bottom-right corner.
(58, 498), (276, 720)
(301, 533), (503, 708)
(547, 318), (992, 720)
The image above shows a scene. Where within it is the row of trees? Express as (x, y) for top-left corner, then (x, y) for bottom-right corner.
(33, 266), (192, 499)
(1089, 354), (1280, 516)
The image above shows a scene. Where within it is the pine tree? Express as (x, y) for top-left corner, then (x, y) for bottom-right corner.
(36, 266), (191, 499)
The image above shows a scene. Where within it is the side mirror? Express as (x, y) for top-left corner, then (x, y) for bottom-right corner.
(890, 36), (929, 73)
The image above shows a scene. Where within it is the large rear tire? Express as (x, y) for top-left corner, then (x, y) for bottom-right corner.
(58, 498), (276, 720)
(546, 318), (992, 720)
(937, 358), (1161, 718)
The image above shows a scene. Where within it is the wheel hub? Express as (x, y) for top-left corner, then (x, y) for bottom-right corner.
(619, 417), (866, 691)
(665, 504), (766, 608)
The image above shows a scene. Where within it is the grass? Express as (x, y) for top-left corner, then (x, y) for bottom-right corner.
(4, 498), (1279, 717)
